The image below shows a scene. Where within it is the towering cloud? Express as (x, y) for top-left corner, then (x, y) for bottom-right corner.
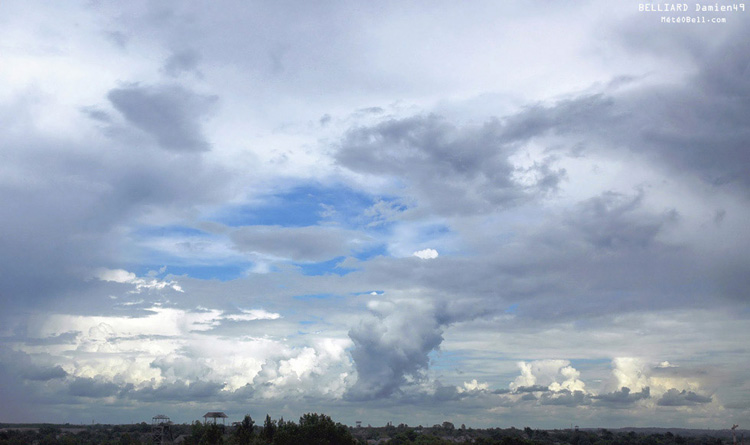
(347, 300), (444, 400)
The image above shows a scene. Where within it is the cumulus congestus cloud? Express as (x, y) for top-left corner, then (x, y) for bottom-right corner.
(346, 300), (445, 400)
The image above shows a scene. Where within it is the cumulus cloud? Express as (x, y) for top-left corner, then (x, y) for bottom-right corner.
(539, 389), (590, 407)
(94, 268), (184, 293)
(607, 358), (652, 393)
(501, 357), (718, 411)
(462, 379), (489, 392)
(346, 300), (444, 400)
(509, 360), (586, 394)
(601, 358), (716, 409)
(657, 389), (712, 406)
(24, 365), (68, 382)
(95, 268), (137, 283)
(594, 386), (651, 406)
(657, 361), (677, 368)
(252, 338), (353, 399)
(413, 248), (438, 259)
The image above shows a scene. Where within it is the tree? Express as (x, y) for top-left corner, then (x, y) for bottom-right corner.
(201, 423), (224, 445)
(234, 415), (254, 445)
(261, 414), (276, 443)
(274, 413), (356, 445)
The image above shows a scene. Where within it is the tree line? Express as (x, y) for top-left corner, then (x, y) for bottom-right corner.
(0, 416), (738, 445)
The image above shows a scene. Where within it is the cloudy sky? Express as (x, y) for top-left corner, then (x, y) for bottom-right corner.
(1, 0), (749, 429)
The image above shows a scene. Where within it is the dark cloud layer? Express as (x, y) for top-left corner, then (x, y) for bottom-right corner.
(162, 49), (203, 78)
(657, 389), (712, 407)
(108, 84), (216, 152)
(69, 377), (120, 398)
(594, 387), (651, 406)
(539, 390), (590, 407)
(337, 115), (564, 216)
(0, 83), (228, 317)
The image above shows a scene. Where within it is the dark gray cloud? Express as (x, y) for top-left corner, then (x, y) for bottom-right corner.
(570, 191), (677, 252)
(539, 390), (590, 407)
(20, 331), (80, 346)
(514, 385), (549, 393)
(0, 348), (68, 382)
(344, 295), (493, 401)
(488, 26), (750, 194)
(336, 114), (564, 216)
(0, 83), (229, 319)
(108, 84), (216, 152)
(25, 365), (68, 382)
(657, 389), (712, 407)
(594, 387), (650, 406)
(433, 383), (463, 402)
(69, 377), (120, 398)
(346, 301), (444, 400)
(125, 380), (226, 402)
(162, 49), (203, 78)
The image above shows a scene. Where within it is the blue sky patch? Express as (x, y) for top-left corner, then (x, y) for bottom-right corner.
(133, 263), (250, 281)
(133, 225), (209, 238)
(211, 183), (377, 228)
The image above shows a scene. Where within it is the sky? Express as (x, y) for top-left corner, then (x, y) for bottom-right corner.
(1, 0), (749, 430)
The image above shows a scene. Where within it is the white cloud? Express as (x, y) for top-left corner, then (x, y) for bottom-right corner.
(509, 360), (586, 393)
(224, 309), (281, 321)
(95, 268), (136, 283)
(22, 306), (352, 395)
(94, 268), (184, 293)
(413, 248), (439, 259)
(608, 357), (650, 393)
(462, 379), (489, 392)
(657, 361), (677, 368)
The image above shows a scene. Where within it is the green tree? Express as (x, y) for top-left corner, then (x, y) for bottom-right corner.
(200, 423), (224, 445)
(261, 414), (276, 443)
(234, 415), (254, 445)
(274, 413), (355, 445)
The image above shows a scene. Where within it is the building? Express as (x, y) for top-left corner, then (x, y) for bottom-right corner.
(203, 412), (228, 425)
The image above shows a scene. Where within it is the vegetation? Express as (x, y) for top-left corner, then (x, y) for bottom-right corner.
(0, 418), (740, 445)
